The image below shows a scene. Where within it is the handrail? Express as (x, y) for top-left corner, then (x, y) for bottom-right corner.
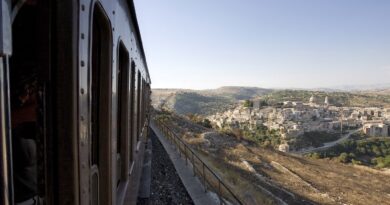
(153, 118), (244, 205)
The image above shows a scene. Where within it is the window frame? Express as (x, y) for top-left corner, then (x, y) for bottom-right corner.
(89, 3), (113, 205)
(116, 41), (130, 186)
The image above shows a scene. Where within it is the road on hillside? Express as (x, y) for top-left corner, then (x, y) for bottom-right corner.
(294, 128), (362, 155)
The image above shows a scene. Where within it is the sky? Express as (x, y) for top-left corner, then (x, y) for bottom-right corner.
(134, 0), (390, 90)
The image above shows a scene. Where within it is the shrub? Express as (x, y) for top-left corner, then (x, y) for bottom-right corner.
(338, 152), (349, 163)
(309, 153), (321, 159)
(243, 100), (253, 108)
(202, 119), (212, 128)
(351, 159), (362, 165)
(375, 155), (390, 168)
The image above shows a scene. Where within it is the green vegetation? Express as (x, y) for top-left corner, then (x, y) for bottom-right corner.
(186, 113), (213, 128)
(373, 155), (390, 168)
(207, 86), (271, 100)
(338, 152), (350, 163)
(153, 88), (390, 116)
(243, 99), (253, 108)
(221, 124), (282, 148)
(260, 90), (390, 107)
(293, 131), (341, 149)
(155, 109), (174, 122)
(259, 100), (268, 107)
(173, 92), (234, 115)
(307, 136), (390, 168)
(152, 87), (272, 115)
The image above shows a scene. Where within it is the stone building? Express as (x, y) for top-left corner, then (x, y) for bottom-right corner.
(363, 121), (389, 137)
(309, 95), (316, 106)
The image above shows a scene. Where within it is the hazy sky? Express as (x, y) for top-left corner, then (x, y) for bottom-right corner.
(134, 0), (390, 90)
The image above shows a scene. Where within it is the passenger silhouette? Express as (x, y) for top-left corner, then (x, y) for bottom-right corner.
(11, 79), (38, 205)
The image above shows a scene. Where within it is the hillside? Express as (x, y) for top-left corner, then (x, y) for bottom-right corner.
(152, 87), (390, 117)
(155, 112), (390, 205)
(203, 86), (271, 100)
(259, 90), (390, 107)
(152, 87), (272, 115)
(359, 88), (390, 96)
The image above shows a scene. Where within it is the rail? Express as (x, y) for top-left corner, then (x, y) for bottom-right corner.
(153, 118), (244, 205)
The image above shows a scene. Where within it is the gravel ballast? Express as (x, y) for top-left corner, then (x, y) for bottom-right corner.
(138, 131), (194, 205)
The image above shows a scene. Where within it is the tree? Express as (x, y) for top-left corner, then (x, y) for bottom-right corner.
(186, 113), (197, 122)
(202, 119), (212, 128)
(372, 145), (382, 156)
(338, 152), (349, 163)
(243, 100), (253, 108)
(260, 100), (268, 106)
(309, 153), (321, 159)
(375, 155), (390, 168)
(351, 159), (362, 165)
(357, 146), (367, 155)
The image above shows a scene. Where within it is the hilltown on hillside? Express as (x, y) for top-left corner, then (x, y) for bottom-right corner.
(207, 95), (390, 152)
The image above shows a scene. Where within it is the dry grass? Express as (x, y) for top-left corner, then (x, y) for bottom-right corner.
(161, 114), (390, 205)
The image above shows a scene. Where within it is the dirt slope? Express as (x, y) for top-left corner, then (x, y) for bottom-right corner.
(157, 113), (390, 205)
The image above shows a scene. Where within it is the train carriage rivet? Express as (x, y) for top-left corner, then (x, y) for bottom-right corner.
(80, 88), (85, 94)
(81, 33), (85, 39)
(81, 4), (85, 11)
(81, 61), (85, 67)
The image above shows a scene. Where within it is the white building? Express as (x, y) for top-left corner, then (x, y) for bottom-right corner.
(324, 96), (329, 106)
(363, 121), (389, 137)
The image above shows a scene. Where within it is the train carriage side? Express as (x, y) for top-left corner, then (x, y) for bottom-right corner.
(0, 0), (151, 205)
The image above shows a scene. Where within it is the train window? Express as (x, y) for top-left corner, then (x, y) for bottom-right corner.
(137, 71), (141, 141)
(140, 80), (143, 130)
(91, 173), (99, 205)
(116, 42), (130, 186)
(9, 2), (49, 204)
(129, 63), (135, 163)
(141, 79), (145, 129)
(141, 78), (144, 133)
(91, 4), (112, 205)
(143, 80), (146, 126)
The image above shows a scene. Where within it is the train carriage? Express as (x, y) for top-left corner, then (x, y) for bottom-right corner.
(0, 0), (151, 204)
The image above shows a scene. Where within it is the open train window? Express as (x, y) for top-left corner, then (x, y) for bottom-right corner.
(116, 42), (129, 187)
(9, 2), (49, 204)
(91, 4), (112, 205)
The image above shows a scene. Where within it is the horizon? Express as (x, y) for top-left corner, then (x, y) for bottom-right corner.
(135, 0), (390, 90)
(151, 82), (390, 91)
